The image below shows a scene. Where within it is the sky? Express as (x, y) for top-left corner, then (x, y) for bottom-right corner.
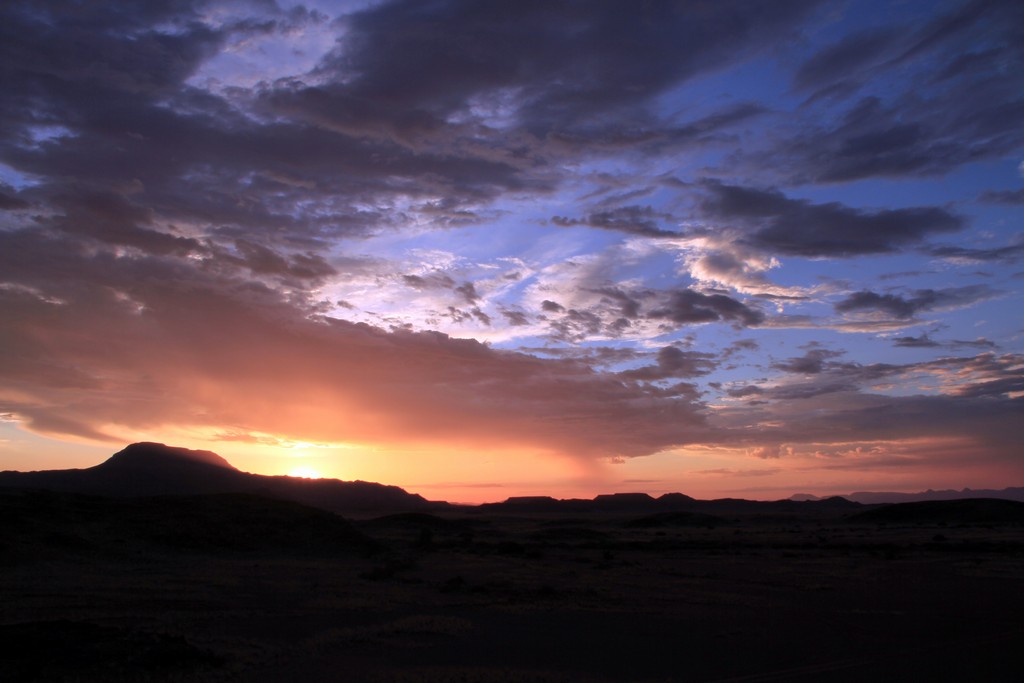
(1, 0), (1022, 503)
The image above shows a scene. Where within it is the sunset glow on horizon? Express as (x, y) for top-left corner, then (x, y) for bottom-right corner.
(1, 0), (1022, 503)
(287, 466), (323, 479)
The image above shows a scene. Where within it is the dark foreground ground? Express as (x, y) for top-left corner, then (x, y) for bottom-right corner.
(2, 491), (1023, 682)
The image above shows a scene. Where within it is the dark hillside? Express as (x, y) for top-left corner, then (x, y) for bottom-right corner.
(0, 489), (377, 563)
(0, 442), (440, 514)
(849, 498), (1024, 525)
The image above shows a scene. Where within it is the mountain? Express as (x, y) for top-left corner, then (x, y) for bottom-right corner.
(0, 489), (378, 562)
(848, 498), (1024, 525)
(479, 491), (864, 517)
(0, 442), (442, 514)
(845, 487), (1024, 504)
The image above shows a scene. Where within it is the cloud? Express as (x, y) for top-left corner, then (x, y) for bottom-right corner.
(523, 246), (767, 342)
(695, 181), (963, 257)
(229, 239), (337, 281)
(306, 0), (819, 141)
(0, 229), (716, 459)
(950, 338), (998, 349)
(500, 309), (530, 327)
(792, 27), (899, 92)
(552, 205), (680, 238)
(892, 333), (996, 350)
(0, 183), (30, 210)
(925, 242), (1024, 263)
(3, 223), (1021, 470)
(749, 444), (793, 460)
(713, 374), (1023, 464)
(726, 385), (764, 398)
(647, 289), (765, 327)
(403, 273), (456, 291)
(772, 348), (844, 375)
(978, 188), (1024, 205)
(834, 285), (996, 319)
(892, 333), (941, 348)
(751, 0), (1024, 183)
(619, 347), (717, 381)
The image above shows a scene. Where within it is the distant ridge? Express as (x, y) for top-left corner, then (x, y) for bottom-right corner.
(849, 498), (1024, 525)
(480, 491), (864, 517)
(0, 442), (443, 514)
(3, 443), (1021, 513)
(845, 487), (1024, 504)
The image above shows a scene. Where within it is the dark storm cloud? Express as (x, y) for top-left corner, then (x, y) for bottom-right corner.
(228, 240), (337, 282)
(892, 333), (941, 348)
(696, 181), (963, 257)
(41, 191), (204, 257)
(892, 331), (1000, 351)
(726, 385), (764, 398)
(591, 286), (644, 320)
(307, 0), (819, 139)
(759, 0), (1024, 183)
(834, 285), (996, 319)
(784, 95), (1023, 183)
(620, 347), (718, 381)
(500, 309), (530, 327)
(0, 183), (30, 210)
(792, 27), (899, 92)
(951, 338), (998, 350)
(925, 352), (1024, 399)
(545, 101), (771, 155)
(0, 1), (221, 102)
(517, 345), (643, 368)
(0, 0), (541, 261)
(925, 242), (1024, 263)
(955, 376), (1024, 399)
(726, 339), (760, 355)
(547, 307), (605, 341)
(0, 0), (886, 274)
(768, 382), (858, 400)
(455, 282), (481, 304)
(541, 300), (565, 313)
(753, 352), (1024, 413)
(771, 348), (844, 375)
(648, 289), (765, 327)
(979, 188), (1024, 205)
(552, 206), (680, 238)
(742, 390), (1024, 456)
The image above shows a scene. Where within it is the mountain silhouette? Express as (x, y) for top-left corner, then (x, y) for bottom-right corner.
(0, 442), (441, 514)
(848, 498), (1024, 525)
(4, 443), (1022, 516)
(102, 442), (236, 470)
(480, 491), (865, 518)
(845, 487), (1024, 504)
(0, 489), (378, 562)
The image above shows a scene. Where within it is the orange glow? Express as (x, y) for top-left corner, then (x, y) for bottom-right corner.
(287, 466), (322, 479)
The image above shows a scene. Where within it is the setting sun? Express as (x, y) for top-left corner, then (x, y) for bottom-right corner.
(287, 466), (322, 479)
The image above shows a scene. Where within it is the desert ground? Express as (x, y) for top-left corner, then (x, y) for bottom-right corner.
(3, 491), (1023, 682)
